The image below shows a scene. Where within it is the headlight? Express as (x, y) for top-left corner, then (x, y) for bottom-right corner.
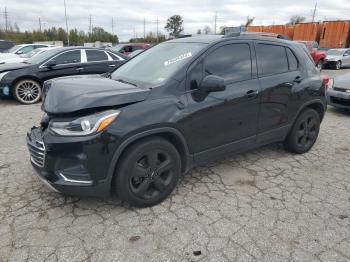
(49, 110), (120, 136)
(0, 71), (9, 82)
(328, 78), (334, 89)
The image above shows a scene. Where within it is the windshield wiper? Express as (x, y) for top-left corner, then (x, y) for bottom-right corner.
(116, 78), (137, 87)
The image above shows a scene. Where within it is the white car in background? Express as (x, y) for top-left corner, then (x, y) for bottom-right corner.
(0, 46), (59, 64)
(0, 44), (55, 64)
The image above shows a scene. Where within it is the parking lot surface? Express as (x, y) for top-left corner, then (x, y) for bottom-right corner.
(0, 69), (350, 262)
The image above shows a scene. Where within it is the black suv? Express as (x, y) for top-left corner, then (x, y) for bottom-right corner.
(27, 35), (327, 207)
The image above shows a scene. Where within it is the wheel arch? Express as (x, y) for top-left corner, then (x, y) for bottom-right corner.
(294, 99), (326, 123)
(106, 127), (193, 192)
(12, 75), (43, 89)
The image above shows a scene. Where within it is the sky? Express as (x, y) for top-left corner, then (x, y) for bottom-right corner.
(1, 0), (349, 41)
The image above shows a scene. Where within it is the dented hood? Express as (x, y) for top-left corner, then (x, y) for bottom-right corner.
(43, 76), (150, 114)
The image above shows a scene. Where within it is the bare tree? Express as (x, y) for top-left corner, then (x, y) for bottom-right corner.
(196, 29), (202, 35)
(288, 15), (306, 25)
(245, 16), (255, 27)
(203, 25), (212, 34)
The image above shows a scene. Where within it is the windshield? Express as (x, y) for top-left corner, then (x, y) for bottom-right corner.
(109, 44), (125, 52)
(21, 48), (42, 58)
(26, 49), (61, 64)
(7, 45), (21, 53)
(111, 42), (205, 86)
(327, 49), (346, 56)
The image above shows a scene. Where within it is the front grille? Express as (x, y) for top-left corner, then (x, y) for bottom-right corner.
(331, 97), (350, 107)
(27, 129), (46, 167)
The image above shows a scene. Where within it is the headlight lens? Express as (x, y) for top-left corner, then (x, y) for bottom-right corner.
(328, 78), (334, 89)
(49, 110), (120, 136)
(0, 71), (9, 82)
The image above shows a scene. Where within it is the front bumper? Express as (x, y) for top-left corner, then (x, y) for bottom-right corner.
(326, 88), (350, 109)
(26, 126), (120, 197)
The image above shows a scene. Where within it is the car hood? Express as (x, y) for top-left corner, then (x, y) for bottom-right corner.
(0, 53), (18, 59)
(334, 73), (350, 89)
(326, 55), (342, 60)
(0, 62), (31, 72)
(43, 76), (151, 114)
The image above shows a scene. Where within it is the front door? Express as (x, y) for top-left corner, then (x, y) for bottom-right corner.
(180, 41), (260, 161)
(38, 49), (83, 81)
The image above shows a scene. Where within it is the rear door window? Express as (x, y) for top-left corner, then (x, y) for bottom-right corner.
(54, 50), (81, 65)
(86, 50), (109, 62)
(258, 44), (289, 76)
(204, 43), (252, 82)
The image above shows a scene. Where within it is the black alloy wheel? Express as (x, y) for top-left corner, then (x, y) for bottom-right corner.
(284, 108), (320, 154)
(115, 137), (181, 207)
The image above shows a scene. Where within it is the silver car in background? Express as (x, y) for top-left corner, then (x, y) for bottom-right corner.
(326, 73), (350, 110)
(324, 48), (350, 70)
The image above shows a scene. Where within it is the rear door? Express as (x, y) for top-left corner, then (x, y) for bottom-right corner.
(80, 49), (120, 74)
(256, 42), (302, 142)
(38, 49), (83, 81)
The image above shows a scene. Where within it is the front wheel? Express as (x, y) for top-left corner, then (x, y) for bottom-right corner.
(284, 108), (320, 154)
(12, 79), (42, 104)
(114, 137), (181, 207)
(316, 60), (323, 70)
(335, 61), (342, 70)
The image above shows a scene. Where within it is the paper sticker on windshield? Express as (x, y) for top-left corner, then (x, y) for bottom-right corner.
(164, 52), (192, 66)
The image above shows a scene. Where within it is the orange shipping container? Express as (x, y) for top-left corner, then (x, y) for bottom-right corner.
(293, 23), (322, 42)
(246, 26), (265, 33)
(319, 21), (350, 48)
(263, 25), (294, 39)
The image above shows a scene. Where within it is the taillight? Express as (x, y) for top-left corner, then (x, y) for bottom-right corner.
(321, 75), (330, 89)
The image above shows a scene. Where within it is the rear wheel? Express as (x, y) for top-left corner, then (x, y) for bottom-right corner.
(316, 60), (323, 70)
(284, 108), (320, 154)
(12, 79), (42, 104)
(335, 61), (342, 70)
(114, 137), (181, 207)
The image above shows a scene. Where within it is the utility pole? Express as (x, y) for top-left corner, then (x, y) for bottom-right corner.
(89, 14), (92, 38)
(39, 17), (42, 32)
(311, 2), (317, 23)
(143, 18), (146, 39)
(4, 7), (8, 32)
(112, 17), (114, 35)
(156, 17), (159, 42)
(214, 11), (217, 34)
(63, 0), (70, 46)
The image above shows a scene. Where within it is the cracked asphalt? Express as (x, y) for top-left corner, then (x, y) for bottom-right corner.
(0, 69), (350, 262)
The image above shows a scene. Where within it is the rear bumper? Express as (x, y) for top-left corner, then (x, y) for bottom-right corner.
(326, 89), (350, 109)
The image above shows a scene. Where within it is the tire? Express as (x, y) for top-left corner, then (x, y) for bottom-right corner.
(335, 61), (342, 70)
(114, 137), (181, 207)
(12, 79), (42, 104)
(316, 60), (323, 70)
(284, 108), (320, 154)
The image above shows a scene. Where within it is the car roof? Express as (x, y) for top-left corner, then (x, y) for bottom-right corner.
(167, 34), (296, 46)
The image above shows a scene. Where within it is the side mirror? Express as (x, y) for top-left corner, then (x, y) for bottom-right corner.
(46, 60), (57, 68)
(16, 50), (23, 55)
(199, 75), (226, 93)
(344, 53), (349, 57)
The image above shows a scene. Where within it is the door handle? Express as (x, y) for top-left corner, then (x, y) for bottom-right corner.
(246, 90), (259, 98)
(76, 67), (84, 71)
(109, 64), (116, 67)
(294, 76), (303, 83)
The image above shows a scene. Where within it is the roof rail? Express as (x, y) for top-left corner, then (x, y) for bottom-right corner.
(178, 34), (193, 38)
